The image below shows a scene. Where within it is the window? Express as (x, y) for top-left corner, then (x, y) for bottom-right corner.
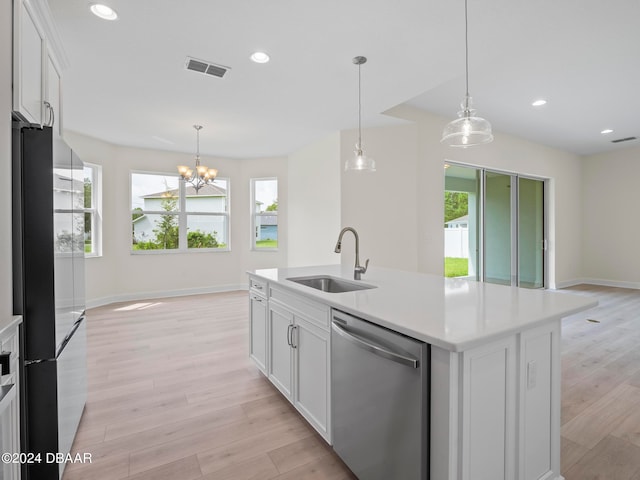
(83, 163), (102, 257)
(251, 178), (278, 250)
(131, 172), (229, 252)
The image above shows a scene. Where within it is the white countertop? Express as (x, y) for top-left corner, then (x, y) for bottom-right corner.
(249, 265), (597, 352)
(0, 316), (22, 337)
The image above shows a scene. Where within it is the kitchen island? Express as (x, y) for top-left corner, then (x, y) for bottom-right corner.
(247, 265), (597, 480)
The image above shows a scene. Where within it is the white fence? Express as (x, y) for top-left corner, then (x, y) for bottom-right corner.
(444, 228), (469, 258)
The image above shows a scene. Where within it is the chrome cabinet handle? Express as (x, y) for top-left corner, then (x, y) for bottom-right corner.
(331, 321), (419, 368)
(44, 101), (55, 128)
(252, 295), (263, 304)
(287, 324), (293, 346)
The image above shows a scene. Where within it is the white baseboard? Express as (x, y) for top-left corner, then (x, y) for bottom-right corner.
(554, 278), (640, 290)
(581, 278), (640, 290)
(86, 283), (249, 309)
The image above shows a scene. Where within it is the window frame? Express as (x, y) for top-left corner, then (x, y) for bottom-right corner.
(83, 162), (102, 258)
(250, 177), (278, 251)
(130, 170), (231, 254)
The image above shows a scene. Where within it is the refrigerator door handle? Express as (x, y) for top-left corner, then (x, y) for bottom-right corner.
(56, 320), (82, 359)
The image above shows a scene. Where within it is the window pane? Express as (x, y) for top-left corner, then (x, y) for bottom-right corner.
(83, 166), (93, 208)
(187, 215), (227, 249)
(254, 179), (277, 213)
(131, 173), (179, 211)
(132, 212), (179, 250)
(255, 215), (278, 249)
(84, 211), (92, 254)
(185, 178), (228, 213)
(253, 179), (278, 249)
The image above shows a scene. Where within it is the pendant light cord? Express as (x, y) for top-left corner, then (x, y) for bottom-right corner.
(358, 62), (362, 150)
(464, 0), (469, 101)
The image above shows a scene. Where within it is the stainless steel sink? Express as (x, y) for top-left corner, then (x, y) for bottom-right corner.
(287, 275), (376, 293)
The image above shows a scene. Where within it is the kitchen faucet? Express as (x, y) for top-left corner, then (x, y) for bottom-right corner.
(334, 227), (369, 280)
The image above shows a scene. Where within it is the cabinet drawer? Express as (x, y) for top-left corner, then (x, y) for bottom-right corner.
(270, 285), (330, 331)
(249, 276), (268, 296)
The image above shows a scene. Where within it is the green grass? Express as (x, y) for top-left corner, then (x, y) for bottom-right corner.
(256, 239), (278, 249)
(444, 257), (468, 277)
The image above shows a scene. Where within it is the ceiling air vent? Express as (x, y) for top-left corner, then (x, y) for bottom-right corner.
(611, 136), (637, 143)
(185, 57), (230, 78)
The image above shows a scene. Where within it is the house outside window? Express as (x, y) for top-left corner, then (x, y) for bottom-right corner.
(131, 172), (230, 252)
(83, 163), (102, 257)
(251, 178), (278, 250)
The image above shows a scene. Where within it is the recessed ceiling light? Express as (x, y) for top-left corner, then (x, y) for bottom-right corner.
(250, 52), (270, 64)
(531, 99), (547, 107)
(90, 3), (118, 20)
(600, 129), (613, 134)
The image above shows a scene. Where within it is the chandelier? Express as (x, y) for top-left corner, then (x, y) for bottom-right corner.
(177, 125), (218, 193)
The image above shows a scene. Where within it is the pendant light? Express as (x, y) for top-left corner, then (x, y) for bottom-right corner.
(441, 0), (493, 147)
(345, 56), (376, 171)
(177, 125), (218, 194)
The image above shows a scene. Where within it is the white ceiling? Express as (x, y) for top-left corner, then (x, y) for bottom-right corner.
(47, 0), (640, 159)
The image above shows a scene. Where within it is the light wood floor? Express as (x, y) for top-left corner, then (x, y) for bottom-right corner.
(63, 285), (640, 479)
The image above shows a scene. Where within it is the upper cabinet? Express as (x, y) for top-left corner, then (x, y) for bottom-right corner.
(13, 0), (67, 134)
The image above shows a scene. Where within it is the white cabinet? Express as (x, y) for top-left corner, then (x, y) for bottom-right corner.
(294, 316), (330, 439)
(248, 281), (331, 443)
(13, 0), (64, 129)
(267, 302), (294, 398)
(0, 317), (22, 480)
(13, 0), (45, 125)
(248, 276), (268, 375)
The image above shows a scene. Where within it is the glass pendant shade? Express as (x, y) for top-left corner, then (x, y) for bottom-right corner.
(441, 95), (493, 147)
(345, 145), (376, 171)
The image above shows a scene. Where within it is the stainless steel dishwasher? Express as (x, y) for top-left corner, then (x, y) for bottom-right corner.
(331, 309), (429, 480)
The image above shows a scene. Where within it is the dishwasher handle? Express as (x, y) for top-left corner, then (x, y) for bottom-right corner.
(331, 321), (419, 369)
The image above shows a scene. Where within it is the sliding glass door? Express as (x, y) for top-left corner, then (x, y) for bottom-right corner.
(518, 177), (545, 288)
(484, 171), (514, 285)
(444, 164), (546, 289)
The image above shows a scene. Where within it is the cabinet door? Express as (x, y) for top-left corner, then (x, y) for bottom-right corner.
(249, 294), (268, 374)
(14, 0), (45, 125)
(46, 52), (62, 136)
(268, 305), (293, 400)
(294, 318), (330, 441)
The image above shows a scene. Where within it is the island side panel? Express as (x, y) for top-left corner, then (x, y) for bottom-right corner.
(430, 345), (459, 480)
(461, 335), (517, 480)
(518, 321), (564, 480)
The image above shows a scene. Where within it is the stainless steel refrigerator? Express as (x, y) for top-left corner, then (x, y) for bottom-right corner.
(12, 120), (87, 480)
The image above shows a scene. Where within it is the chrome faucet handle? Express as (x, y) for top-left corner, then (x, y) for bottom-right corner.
(354, 259), (369, 280)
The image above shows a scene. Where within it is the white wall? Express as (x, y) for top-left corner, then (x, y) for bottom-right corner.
(288, 132), (341, 267)
(339, 105), (585, 288)
(582, 145), (640, 288)
(1, 0), (13, 323)
(65, 132), (288, 306)
(341, 123), (420, 272)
